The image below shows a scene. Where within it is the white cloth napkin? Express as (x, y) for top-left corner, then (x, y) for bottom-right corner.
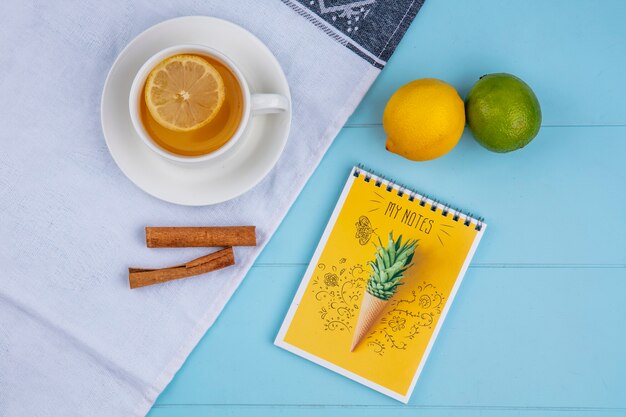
(0, 1), (423, 415)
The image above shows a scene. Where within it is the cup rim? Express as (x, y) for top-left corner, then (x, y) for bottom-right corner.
(129, 44), (252, 164)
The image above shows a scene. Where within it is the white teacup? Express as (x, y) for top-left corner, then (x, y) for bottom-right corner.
(129, 44), (289, 164)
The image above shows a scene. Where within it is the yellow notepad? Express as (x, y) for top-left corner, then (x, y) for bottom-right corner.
(275, 166), (486, 402)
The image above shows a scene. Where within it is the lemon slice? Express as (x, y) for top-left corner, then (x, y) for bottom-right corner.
(145, 54), (225, 132)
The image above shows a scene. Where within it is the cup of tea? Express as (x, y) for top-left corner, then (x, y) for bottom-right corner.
(129, 44), (289, 163)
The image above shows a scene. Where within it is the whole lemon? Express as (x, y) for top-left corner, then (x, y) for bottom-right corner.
(383, 78), (465, 161)
(465, 73), (541, 153)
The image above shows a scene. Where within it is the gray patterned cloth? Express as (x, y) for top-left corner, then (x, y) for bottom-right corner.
(283, 0), (424, 67)
(0, 1), (423, 416)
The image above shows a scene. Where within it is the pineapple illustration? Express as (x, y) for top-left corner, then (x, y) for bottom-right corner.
(350, 232), (418, 351)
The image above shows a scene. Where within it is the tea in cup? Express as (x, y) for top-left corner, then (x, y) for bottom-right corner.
(129, 45), (288, 163)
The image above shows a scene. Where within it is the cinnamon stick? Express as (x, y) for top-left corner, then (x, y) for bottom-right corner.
(145, 226), (256, 248)
(129, 247), (235, 289)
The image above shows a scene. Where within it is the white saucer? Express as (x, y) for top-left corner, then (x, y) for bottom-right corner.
(101, 16), (291, 206)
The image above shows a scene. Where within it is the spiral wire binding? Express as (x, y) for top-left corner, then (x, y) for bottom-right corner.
(353, 165), (484, 231)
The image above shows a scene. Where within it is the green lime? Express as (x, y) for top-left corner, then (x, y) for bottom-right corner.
(465, 73), (541, 153)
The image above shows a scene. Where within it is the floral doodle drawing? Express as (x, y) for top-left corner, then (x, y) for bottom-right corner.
(365, 282), (445, 356)
(310, 251), (444, 356)
(312, 258), (368, 332)
(355, 215), (377, 245)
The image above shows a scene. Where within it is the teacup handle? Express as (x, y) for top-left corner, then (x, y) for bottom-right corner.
(251, 94), (289, 114)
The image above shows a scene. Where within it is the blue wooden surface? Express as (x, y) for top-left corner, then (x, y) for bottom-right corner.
(149, 1), (626, 416)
